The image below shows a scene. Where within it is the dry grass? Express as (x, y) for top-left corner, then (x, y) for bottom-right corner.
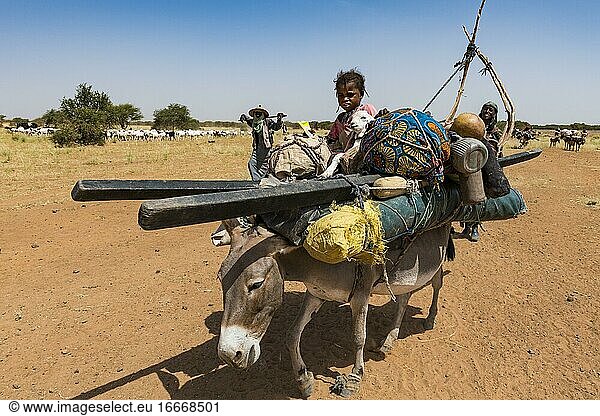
(0, 130), (254, 208)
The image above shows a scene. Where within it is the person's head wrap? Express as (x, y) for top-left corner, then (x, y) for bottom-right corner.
(482, 101), (498, 113)
(480, 101), (498, 130)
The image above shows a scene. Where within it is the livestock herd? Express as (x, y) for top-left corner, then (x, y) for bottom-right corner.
(2, 124), (591, 152)
(105, 128), (240, 141)
(3, 126), (241, 141)
(508, 127), (588, 152)
(511, 128), (538, 149)
(551, 129), (588, 151)
(4, 126), (58, 136)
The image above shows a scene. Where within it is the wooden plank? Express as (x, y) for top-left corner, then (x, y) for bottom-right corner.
(71, 150), (538, 202)
(71, 179), (258, 201)
(138, 174), (381, 230)
(136, 150), (541, 230)
(498, 148), (542, 168)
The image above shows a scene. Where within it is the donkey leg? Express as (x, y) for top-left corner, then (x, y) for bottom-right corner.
(331, 266), (374, 398)
(424, 267), (444, 330)
(374, 292), (411, 355)
(286, 292), (324, 398)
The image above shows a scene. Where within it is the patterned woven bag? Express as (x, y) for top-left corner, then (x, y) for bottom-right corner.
(360, 109), (451, 189)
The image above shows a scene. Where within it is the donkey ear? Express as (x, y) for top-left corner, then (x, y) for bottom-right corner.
(272, 244), (301, 259)
(211, 222), (232, 246)
(221, 218), (240, 235)
(211, 219), (241, 247)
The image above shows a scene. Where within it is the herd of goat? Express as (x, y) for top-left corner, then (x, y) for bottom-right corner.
(3, 126), (241, 141)
(550, 128), (588, 151)
(510, 127), (588, 151)
(3, 124), (591, 151)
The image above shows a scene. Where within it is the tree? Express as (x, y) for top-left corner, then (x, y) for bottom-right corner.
(0, 114), (5, 125)
(40, 109), (63, 127)
(51, 83), (113, 146)
(109, 103), (143, 129)
(12, 117), (31, 128)
(152, 103), (200, 131)
(498, 120), (531, 131)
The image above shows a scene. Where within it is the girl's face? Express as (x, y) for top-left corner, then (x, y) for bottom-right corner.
(336, 82), (363, 112)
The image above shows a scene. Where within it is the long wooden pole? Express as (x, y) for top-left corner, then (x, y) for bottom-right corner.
(138, 174), (381, 230)
(71, 179), (258, 201)
(136, 150), (541, 230)
(475, 50), (516, 149)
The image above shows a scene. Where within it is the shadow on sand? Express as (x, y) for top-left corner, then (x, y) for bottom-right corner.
(72, 290), (433, 400)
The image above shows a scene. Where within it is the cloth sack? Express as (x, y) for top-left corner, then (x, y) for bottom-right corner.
(268, 135), (331, 181)
(303, 201), (385, 265)
(360, 108), (451, 189)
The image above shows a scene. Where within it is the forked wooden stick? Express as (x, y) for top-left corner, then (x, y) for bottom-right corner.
(444, 0), (487, 125)
(461, 27), (516, 149)
(475, 49), (516, 149)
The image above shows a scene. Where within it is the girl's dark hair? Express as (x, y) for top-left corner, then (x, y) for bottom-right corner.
(334, 68), (368, 97)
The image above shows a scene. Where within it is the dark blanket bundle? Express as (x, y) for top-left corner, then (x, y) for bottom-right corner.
(480, 138), (511, 198)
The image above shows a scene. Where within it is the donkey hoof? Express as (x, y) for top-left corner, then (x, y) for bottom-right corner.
(423, 318), (435, 330)
(330, 374), (360, 398)
(373, 328), (399, 355)
(378, 337), (395, 354)
(297, 371), (314, 398)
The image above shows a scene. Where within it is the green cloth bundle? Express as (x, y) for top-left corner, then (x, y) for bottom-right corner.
(261, 181), (527, 247)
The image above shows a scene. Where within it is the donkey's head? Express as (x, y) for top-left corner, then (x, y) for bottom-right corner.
(216, 218), (295, 369)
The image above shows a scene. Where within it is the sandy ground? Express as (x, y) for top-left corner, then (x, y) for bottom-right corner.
(1, 143), (599, 400)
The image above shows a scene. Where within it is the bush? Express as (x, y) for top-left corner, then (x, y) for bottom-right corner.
(50, 127), (76, 147)
(50, 124), (106, 147)
(48, 83), (112, 147)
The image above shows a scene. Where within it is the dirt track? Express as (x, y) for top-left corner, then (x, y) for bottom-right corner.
(1, 143), (599, 400)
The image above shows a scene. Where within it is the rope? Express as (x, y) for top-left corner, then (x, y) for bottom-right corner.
(422, 40), (477, 112)
(326, 173), (368, 209)
(423, 65), (462, 112)
(347, 264), (360, 303)
(382, 262), (397, 302)
(379, 185), (442, 245)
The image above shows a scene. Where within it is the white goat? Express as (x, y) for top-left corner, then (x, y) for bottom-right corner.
(320, 109), (375, 178)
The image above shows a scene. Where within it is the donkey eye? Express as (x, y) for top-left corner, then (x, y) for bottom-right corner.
(248, 280), (264, 292)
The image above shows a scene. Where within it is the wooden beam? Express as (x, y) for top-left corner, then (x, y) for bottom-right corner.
(71, 179), (258, 201)
(136, 151), (540, 231)
(496, 148), (541, 167)
(138, 175), (381, 230)
(72, 148), (539, 204)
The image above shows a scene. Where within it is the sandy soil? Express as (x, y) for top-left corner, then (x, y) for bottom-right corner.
(1, 143), (599, 400)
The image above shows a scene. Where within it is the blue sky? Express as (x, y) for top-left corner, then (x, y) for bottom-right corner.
(2, 0), (599, 124)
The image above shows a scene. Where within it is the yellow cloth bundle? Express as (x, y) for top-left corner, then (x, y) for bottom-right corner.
(303, 200), (386, 265)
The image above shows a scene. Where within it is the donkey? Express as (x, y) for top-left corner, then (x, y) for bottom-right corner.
(550, 130), (560, 148)
(216, 218), (451, 398)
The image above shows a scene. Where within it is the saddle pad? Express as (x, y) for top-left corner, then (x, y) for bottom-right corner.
(360, 109), (450, 189)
